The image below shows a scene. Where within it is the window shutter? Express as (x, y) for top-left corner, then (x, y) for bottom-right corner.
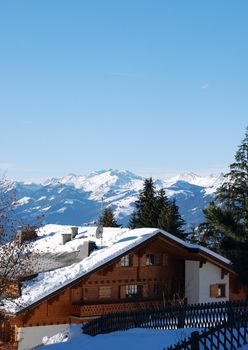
(210, 284), (218, 297)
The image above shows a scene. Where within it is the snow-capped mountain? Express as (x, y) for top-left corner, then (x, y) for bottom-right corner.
(163, 172), (224, 195)
(4, 170), (225, 230)
(44, 170), (144, 200)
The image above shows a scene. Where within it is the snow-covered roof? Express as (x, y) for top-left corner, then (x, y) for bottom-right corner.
(2, 225), (231, 315)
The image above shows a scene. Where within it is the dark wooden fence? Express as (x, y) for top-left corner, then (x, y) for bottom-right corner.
(166, 312), (248, 350)
(82, 300), (248, 336)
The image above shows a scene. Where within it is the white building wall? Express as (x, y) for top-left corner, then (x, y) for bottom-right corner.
(199, 261), (229, 303)
(185, 260), (199, 304)
(17, 324), (69, 350)
(185, 260), (229, 304)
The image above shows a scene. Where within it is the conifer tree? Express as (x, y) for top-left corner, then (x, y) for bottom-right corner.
(129, 179), (185, 239)
(201, 127), (248, 284)
(157, 206), (169, 231)
(156, 188), (170, 230)
(159, 199), (185, 238)
(100, 207), (120, 227)
(136, 177), (158, 228)
(128, 210), (140, 229)
(156, 188), (170, 217)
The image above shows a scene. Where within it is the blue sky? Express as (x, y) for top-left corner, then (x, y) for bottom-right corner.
(0, 0), (247, 181)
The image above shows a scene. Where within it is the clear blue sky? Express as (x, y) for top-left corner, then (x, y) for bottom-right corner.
(0, 0), (247, 181)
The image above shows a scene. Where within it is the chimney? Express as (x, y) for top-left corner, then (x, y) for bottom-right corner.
(61, 233), (72, 245)
(71, 226), (78, 239)
(77, 241), (97, 260)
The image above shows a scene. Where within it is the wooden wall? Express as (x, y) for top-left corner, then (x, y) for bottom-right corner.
(229, 275), (248, 301)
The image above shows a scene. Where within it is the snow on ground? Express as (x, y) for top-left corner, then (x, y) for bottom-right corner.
(38, 325), (198, 350)
(42, 327), (70, 346)
(38, 325), (248, 350)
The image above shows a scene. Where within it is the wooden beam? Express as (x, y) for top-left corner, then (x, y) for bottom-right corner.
(199, 260), (206, 268)
(221, 268), (228, 279)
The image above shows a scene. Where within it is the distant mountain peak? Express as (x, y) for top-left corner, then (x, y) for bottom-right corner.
(176, 172), (201, 182)
(8, 169), (225, 230)
(164, 172), (224, 189)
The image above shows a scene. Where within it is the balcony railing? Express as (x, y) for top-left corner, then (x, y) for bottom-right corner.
(71, 299), (165, 318)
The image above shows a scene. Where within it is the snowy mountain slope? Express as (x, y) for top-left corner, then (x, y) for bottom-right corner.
(3, 170), (224, 229)
(44, 170), (144, 200)
(163, 172), (224, 194)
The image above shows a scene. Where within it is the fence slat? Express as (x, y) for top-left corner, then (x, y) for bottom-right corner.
(82, 299), (248, 348)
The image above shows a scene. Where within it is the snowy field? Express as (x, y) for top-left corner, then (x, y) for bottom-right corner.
(38, 325), (199, 350)
(37, 325), (248, 350)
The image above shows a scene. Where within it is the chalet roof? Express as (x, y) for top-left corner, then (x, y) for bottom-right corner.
(2, 227), (232, 316)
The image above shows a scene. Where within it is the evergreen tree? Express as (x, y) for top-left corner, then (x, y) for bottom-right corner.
(155, 188), (170, 217)
(201, 127), (248, 284)
(136, 177), (158, 228)
(128, 210), (140, 229)
(100, 207), (120, 227)
(129, 179), (185, 239)
(158, 199), (185, 238)
(157, 205), (169, 231)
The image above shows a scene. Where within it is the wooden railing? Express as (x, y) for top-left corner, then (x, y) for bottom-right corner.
(71, 299), (165, 318)
(82, 300), (248, 336)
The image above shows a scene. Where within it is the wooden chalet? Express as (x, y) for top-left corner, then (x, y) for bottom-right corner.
(0, 228), (247, 350)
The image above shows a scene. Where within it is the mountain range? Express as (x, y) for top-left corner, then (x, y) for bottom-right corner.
(7, 169), (224, 230)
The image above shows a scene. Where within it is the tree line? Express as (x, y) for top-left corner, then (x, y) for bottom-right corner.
(198, 127), (248, 285)
(101, 127), (248, 286)
(128, 178), (185, 238)
(100, 178), (185, 239)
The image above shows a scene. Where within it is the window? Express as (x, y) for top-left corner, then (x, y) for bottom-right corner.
(120, 255), (131, 267)
(126, 284), (142, 298)
(210, 284), (226, 298)
(99, 286), (112, 299)
(146, 253), (161, 266)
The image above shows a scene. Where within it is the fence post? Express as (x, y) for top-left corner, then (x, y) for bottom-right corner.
(227, 302), (234, 324)
(190, 331), (200, 350)
(178, 309), (185, 328)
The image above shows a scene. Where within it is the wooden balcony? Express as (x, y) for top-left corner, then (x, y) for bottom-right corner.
(70, 299), (164, 319)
